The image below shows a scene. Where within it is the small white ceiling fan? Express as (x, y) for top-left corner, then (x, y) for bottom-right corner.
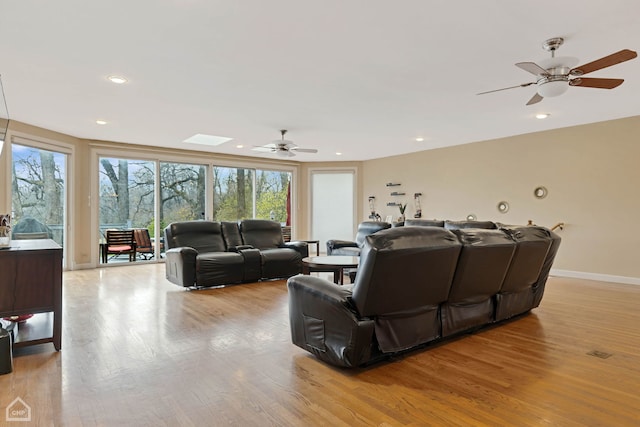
(252, 130), (318, 157)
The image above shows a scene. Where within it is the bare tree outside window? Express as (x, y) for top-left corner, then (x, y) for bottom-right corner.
(213, 166), (290, 223)
(11, 144), (66, 244)
(99, 158), (208, 262)
(160, 162), (206, 230)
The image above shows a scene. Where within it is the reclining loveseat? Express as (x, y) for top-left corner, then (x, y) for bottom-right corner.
(164, 219), (308, 288)
(288, 223), (560, 367)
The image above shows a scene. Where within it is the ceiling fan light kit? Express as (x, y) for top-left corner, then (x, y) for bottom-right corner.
(478, 37), (637, 105)
(537, 77), (569, 98)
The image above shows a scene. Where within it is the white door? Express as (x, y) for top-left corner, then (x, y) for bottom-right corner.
(311, 170), (355, 254)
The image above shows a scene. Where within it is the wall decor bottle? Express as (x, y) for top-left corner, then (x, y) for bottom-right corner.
(0, 214), (10, 248)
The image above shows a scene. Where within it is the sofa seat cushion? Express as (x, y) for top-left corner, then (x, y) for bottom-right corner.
(196, 252), (244, 285)
(330, 246), (361, 257)
(260, 248), (301, 279)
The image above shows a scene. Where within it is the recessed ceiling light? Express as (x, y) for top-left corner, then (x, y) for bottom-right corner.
(96, 120), (107, 125)
(183, 134), (233, 146)
(236, 144), (244, 148)
(535, 113), (550, 119)
(336, 152), (342, 156)
(108, 75), (128, 84)
(415, 137), (424, 142)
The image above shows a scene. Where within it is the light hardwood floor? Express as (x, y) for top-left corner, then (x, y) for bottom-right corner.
(1, 264), (639, 426)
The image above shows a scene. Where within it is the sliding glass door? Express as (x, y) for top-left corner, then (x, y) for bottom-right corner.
(98, 157), (155, 264)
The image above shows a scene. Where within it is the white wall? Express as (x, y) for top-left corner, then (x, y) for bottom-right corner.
(362, 116), (640, 281)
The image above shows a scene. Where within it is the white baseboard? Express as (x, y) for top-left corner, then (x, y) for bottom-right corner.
(551, 269), (640, 286)
(64, 264), (640, 285)
(69, 262), (95, 270)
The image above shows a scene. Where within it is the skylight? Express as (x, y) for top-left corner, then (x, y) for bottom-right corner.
(183, 134), (233, 146)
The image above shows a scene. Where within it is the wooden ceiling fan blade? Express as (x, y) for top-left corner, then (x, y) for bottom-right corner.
(526, 93), (543, 106)
(571, 49), (637, 76)
(477, 82), (535, 95)
(516, 62), (549, 76)
(570, 77), (624, 89)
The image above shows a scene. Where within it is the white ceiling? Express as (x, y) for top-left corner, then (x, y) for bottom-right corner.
(1, 1), (639, 162)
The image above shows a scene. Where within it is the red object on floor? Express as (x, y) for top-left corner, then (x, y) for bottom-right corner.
(3, 314), (34, 323)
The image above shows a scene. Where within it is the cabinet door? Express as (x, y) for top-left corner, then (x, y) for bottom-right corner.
(13, 252), (56, 312)
(0, 251), (17, 313)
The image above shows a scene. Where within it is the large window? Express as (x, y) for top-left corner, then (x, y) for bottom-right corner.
(213, 167), (255, 221)
(99, 157), (155, 230)
(213, 167), (291, 223)
(255, 170), (291, 224)
(160, 161), (206, 227)
(12, 143), (67, 246)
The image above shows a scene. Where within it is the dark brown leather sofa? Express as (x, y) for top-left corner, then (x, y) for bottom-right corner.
(164, 220), (308, 288)
(287, 223), (560, 367)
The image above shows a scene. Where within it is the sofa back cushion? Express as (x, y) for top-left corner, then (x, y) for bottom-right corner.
(404, 219), (445, 227)
(449, 229), (516, 303)
(354, 221), (392, 247)
(164, 221), (227, 253)
(352, 227), (461, 317)
(444, 220), (497, 230)
(239, 219), (285, 250)
(499, 226), (552, 293)
(531, 229), (561, 308)
(221, 221), (243, 248)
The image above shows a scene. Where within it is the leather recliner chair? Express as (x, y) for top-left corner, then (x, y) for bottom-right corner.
(326, 221), (391, 256)
(289, 226), (462, 367)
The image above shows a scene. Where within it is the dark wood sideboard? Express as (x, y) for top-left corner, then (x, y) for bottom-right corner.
(0, 239), (63, 350)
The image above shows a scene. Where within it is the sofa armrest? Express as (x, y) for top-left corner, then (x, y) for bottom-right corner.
(326, 239), (357, 255)
(284, 241), (309, 258)
(164, 247), (198, 287)
(287, 275), (375, 367)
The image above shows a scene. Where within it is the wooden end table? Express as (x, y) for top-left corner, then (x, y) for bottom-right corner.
(300, 240), (320, 256)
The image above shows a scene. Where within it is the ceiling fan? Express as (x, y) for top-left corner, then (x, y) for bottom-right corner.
(252, 130), (318, 157)
(478, 38), (637, 105)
